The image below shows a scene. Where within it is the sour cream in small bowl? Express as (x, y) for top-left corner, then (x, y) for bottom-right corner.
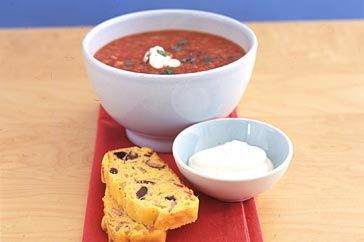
(172, 118), (293, 202)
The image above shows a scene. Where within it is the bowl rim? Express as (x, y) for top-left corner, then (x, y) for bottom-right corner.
(172, 118), (294, 182)
(82, 9), (258, 80)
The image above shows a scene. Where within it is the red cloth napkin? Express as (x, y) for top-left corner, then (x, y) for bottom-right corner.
(82, 106), (263, 242)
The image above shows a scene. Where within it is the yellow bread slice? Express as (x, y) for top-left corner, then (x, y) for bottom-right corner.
(102, 188), (166, 242)
(101, 146), (199, 230)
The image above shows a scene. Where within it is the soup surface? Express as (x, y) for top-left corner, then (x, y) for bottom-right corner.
(94, 30), (246, 74)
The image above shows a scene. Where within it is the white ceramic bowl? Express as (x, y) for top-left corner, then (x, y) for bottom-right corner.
(82, 9), (258, 152)
(172, 118), (293, 202)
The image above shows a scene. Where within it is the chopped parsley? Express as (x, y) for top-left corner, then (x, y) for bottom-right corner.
(202, 56), (212, 63)
(171, 39), (189, 52)
(160, 69), (174, 75)
(180, 57), (196, 63)
(176, 39), (188, 46)
(144, 53), (151, 64)
(157, 49), (168, 57)
(124, 60), (135, 66)
(171, 45), (182, 51)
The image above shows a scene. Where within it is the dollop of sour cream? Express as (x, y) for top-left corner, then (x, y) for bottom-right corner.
(188, 140), (274, 179)
(143, 46), (181, 69)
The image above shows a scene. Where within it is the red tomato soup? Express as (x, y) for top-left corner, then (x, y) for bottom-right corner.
(94, 30), (246, 75)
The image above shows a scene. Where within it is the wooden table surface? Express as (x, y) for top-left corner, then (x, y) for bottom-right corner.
(1, 21), (363, 242)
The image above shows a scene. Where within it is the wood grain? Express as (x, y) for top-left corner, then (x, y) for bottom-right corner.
(0, 21), (363, 242)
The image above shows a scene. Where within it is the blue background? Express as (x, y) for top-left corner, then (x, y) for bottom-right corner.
(1, 0), (363, 27)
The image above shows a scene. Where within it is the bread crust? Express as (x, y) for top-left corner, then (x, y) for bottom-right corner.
(102, 188), (166, 242)
(101, 146), (199, 230)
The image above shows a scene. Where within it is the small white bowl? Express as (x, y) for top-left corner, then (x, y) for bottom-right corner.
(82, 9), (258, 152)
(172, 118), (293, 202)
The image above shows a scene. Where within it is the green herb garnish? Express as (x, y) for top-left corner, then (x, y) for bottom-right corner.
(171, 45), (182, 51)
(202, 56), (212, 63)
(157, 49), (168, 57)
(180, 57), (196, 63)
(124, 60), (135, 66)
(177, 39), (188, 46)
(160, 69), (174, 75)
(145, 53), (151, 64)
(171, 40), (188, 52)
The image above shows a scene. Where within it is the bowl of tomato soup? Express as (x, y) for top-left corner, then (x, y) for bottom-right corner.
(82, 9), (258, 152)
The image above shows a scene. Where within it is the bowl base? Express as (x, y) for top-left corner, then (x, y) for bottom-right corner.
(125, 129), (173, 153)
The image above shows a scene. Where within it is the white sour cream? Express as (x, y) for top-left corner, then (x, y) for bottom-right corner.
(143, 46), (181, 69)
(188, 140), (274, 179)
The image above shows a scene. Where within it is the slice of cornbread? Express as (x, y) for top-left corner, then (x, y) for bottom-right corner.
(102, 188), (166, 242)
(101, 146), (199, 230)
